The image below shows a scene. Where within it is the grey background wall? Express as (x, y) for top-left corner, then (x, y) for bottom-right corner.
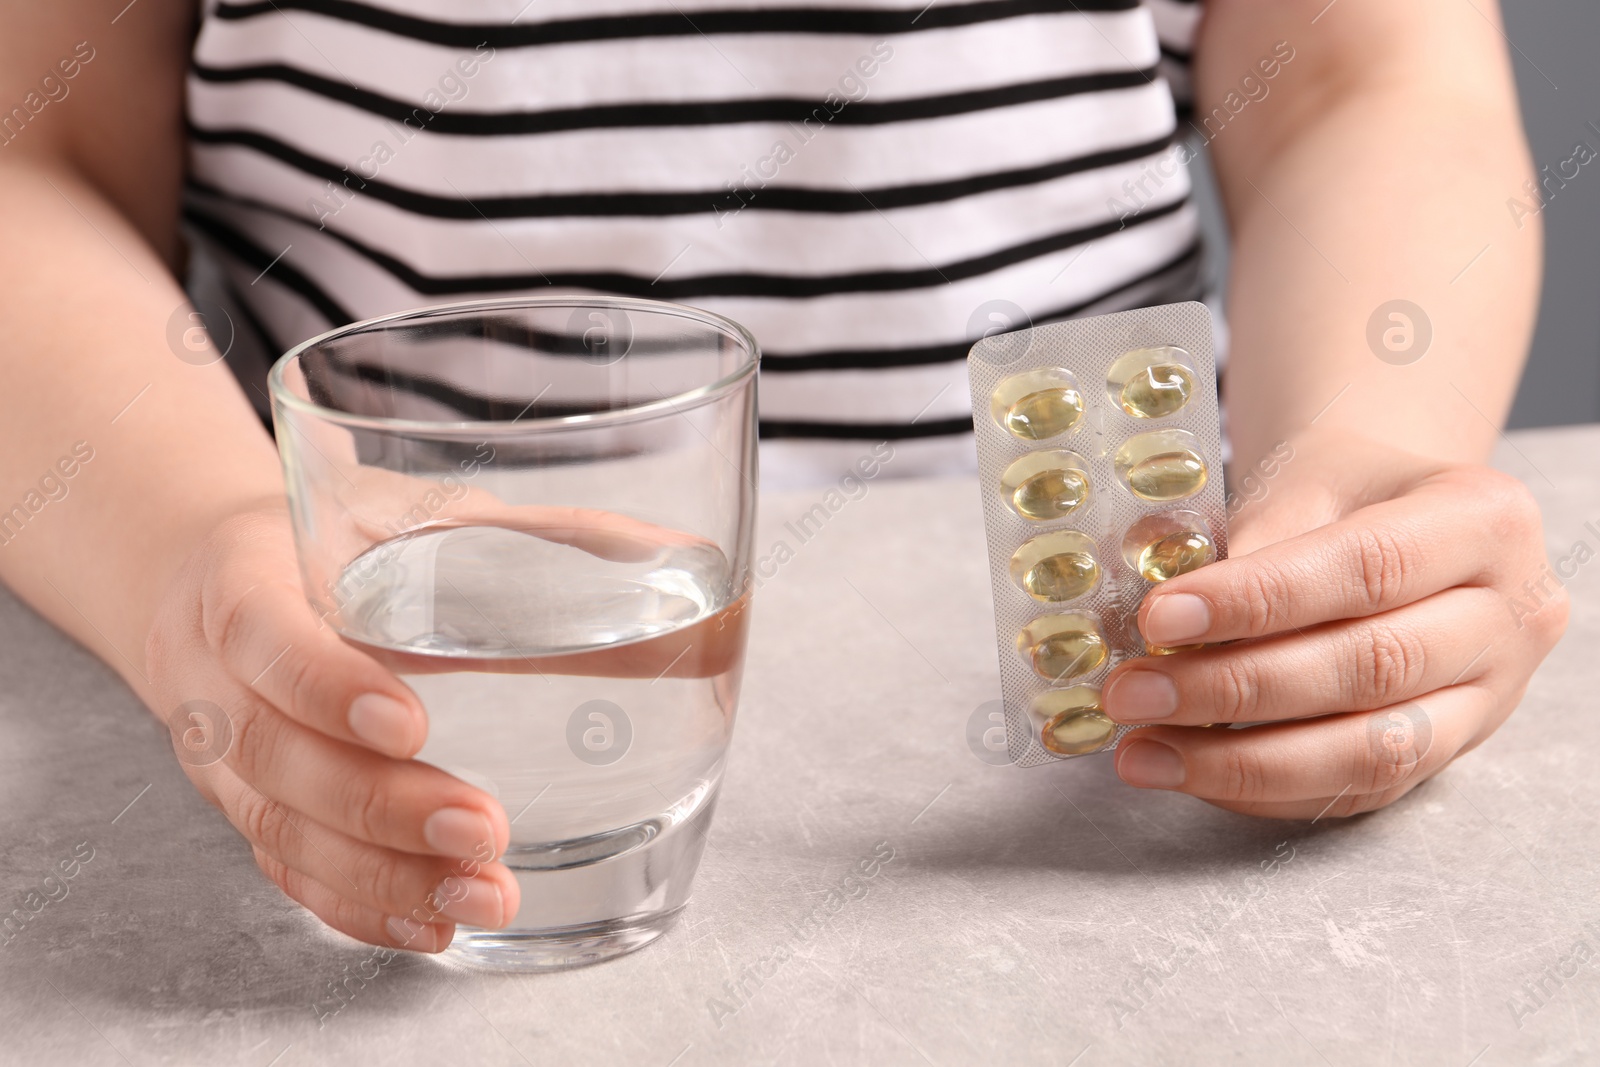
(1502, 0), (1600, 429)
(1191, 1), (1599, 430)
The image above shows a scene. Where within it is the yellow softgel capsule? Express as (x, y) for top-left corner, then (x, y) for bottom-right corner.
(1015, 470), (1090, 521)
(1042, 709), (1117, 755)
(1121, 364), (1194, 419)
(1106, 345), (1197, 420)
(1031, 684), (1103, 722)
(1000, 450), (1092, 521)
(1022, 553), (1098, 602)
(1031, 685), (1116, 755)
(1127, 451), (1207, 501)
(1018, 613), (1108, 682)
(1005, 388), (1084, 440)
(1120, 511), (1215, 581)
(1137, 530), (1216, 582)
(1010, 530), (1099, 603)
(1114, 430), (1208, 502)
(990, 368), (1084, 441)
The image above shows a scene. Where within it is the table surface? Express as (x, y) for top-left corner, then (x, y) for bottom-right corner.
(3, 425), (1599, 1067)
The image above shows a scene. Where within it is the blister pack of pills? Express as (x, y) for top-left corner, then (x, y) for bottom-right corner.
(966, 302), (1228, 766)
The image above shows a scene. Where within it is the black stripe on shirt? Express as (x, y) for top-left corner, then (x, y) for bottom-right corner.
(212, 0), (1140, 48)
(250, 239), (1194, 394)
(232, 233), (1197, 376)
(185, 127), (1175, 218)
(191, 223), (1201, 443)
(187, 186), (1190, 300)
(331, 362), (978, 439)
(755, 243), (1203, 440)
(189, 64), (1156, 136)
(760, 237), (1201, 371)
(343, 363), (629, 421)
(229, 235), (1199, 372)
(759, 415), (974, 440)
(185, 209), (356, 324)
(217, 274), (290, 424)
(189, 201), (1199, 397)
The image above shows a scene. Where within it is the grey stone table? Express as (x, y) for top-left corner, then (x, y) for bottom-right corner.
(3, 426), (1599, 1067)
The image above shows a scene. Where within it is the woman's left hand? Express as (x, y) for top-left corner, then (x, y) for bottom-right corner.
(1101, 427), (1569, 819)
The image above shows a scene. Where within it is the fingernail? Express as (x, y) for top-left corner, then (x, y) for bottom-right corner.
(1105, 671), (1179, 722)
(1117, 740), (1187, 789)
(1145, 594), (1211, 645)
(424, 807), (496, 861)
(436, 877), (506, 929)
(386, 915), (445, 952)
(348, 694), (416, 758)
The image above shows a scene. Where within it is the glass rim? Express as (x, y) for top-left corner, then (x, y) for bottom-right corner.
(267, 295), (761, 436)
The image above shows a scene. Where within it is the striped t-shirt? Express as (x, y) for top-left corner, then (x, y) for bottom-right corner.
(185, 0), (1206, 486)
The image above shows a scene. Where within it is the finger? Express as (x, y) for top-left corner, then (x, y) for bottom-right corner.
(1137, 468), (1543, 647)
(252, 847), (454, 952)
(222, 692), (509, 860)
(209, 762), (520, 927)
(1105, 586), (1502, 726)
(1111, 685), (1487, 804)
(201, 517), (427, 759)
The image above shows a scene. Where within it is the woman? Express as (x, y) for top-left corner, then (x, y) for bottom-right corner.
(0, 0), (1564, 950)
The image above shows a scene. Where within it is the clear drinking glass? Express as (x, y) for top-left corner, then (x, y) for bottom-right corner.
(268, 297), (758, 970)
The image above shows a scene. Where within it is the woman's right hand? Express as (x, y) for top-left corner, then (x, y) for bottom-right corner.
(144, 503), (521, 952)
